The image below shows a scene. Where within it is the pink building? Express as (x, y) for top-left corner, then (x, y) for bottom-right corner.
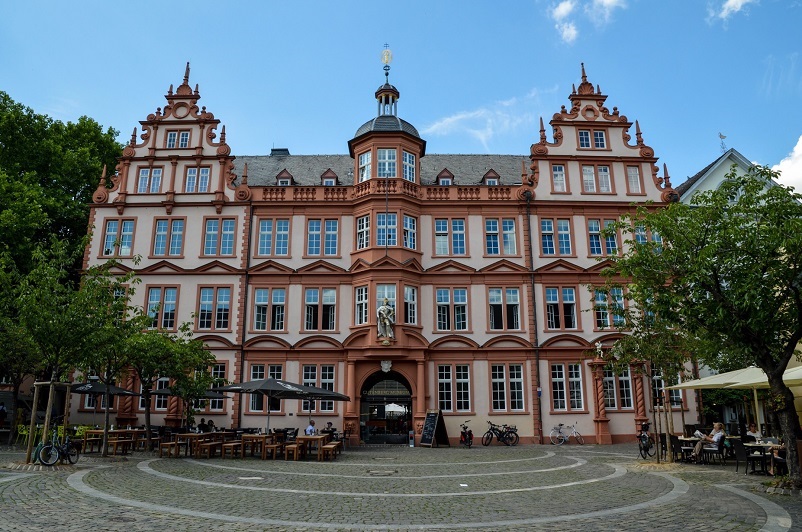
(80, 61), (694, 444)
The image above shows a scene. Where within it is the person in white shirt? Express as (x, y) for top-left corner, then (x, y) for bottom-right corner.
(745, 422), (762, 441)
(305, 420), (316, 435)
(692, 422), (725, 461)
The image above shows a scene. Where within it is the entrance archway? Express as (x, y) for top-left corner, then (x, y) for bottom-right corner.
(360, 370), (412, 444)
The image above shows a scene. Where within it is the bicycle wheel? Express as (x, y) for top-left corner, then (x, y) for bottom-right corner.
(549, 430), (564, 445)
(466, 434), (472, 448)
(638, 436), (649, 459)
(39, 445), (59, 466)
(508, 432), (520, 446)
(574, 432), (584, 445)
(646, 435), (656, 457)
(66, 444), (80, 464)
(481, 431), (493, 446)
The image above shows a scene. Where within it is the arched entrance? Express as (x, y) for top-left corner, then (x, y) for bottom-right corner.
(360, 370), (412, 444)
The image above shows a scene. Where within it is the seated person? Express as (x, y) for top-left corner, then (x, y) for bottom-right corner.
(691, 422), (725, 461)
(197, 418), (209, 433)
(305, 420), (316, 435)
(745, 422), (762, 442)
(207, 419), (216, 432)
(768, 441), (787, 476)
(321, 421), (337, 439)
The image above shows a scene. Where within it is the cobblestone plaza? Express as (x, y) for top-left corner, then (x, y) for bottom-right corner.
(1, 443), (800, 531)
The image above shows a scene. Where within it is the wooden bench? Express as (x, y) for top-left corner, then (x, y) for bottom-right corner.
(159, 439), (180, 457)
(83, 437), (103, 453)
(262, 443), (283, 460)
(108, 438), (134, 455)
(221, 441), (241, 459)
(284, 443), (305, 461)
(319, 443), (339, 462)
(197, 440), (222, 459)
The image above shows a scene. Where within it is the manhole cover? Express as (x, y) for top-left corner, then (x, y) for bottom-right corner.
(367, 470), (397, 476)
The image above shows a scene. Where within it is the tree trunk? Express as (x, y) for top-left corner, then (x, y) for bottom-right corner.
(769, 377), (801, 488)
(143, 390), (153, 452)
(102, 389), (111, 457)
(664, 389), (675, 463)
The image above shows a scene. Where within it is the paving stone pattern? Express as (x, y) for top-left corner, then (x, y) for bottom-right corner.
(1, 443), (801, 531)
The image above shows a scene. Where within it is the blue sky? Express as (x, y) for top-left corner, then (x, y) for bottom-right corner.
(2, 0), (801, 190)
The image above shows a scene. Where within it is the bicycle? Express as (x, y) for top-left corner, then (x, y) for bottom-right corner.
(549, 422), (584, 445)
(637, 421), (655, 459)
(459, 421), (473, 448)
(39, 431), (80, 466)
(501, 424), (520, 446)
(481, 421), (515, 446)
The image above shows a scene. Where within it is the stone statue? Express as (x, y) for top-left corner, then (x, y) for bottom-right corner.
(377, 298), (395, 339)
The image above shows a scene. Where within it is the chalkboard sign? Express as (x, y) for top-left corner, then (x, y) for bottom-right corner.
(419, 409), (449, 447)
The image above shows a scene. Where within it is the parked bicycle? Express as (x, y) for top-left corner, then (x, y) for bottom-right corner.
(549, 422), (584, 445)
(481, 421), (517, 446)
(459, 421), (473, 448)
(501, 424), (520, 446)
(636, 421), (655, 459)
(39, 430), (80, 466)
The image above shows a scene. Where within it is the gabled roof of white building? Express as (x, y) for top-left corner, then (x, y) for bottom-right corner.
(675, 148), (754, 200)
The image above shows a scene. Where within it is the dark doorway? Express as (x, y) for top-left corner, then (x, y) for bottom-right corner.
(360, 370), (412, 444)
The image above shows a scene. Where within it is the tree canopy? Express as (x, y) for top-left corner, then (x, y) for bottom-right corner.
(602, 164), (802, 486)
(0, 91), (121, 273)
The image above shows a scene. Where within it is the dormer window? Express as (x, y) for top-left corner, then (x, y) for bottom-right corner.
(278, 178), (291, 186)
(276, 169), (294, 186)
(439, 177), (452, 186)
(485, 178), (499, 186)
(323, 178), (336, 186)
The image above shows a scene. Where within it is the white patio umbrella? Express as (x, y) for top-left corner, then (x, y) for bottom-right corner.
(668, 367), (766, 427)
(667, 367), (764, 390)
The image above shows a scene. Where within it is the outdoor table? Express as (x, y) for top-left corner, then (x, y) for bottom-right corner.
(744, 442), (775, 474)
(241, 433), (267, 458)
(83, 428), (145, 455)
(176, 432), (206, 457)
(296, 434), (330, 457)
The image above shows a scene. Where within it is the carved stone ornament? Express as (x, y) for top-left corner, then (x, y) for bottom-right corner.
(381, 360), (392, 373)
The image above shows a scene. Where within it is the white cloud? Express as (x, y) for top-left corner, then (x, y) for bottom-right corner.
(708, 0), (759, 22)
(556, 22), (579, 43)
(585, 0), (627, 23)
(773, 134), (802, 192)
(552, 0), (576, 21)
(421, 89), (555, 151)
(548, 0), (626, 43)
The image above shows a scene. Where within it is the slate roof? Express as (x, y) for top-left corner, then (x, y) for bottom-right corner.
(354, 115), (420, 138)
(234, 154), (527, 187)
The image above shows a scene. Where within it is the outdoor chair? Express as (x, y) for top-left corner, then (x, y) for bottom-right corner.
(702, 436), (726, 465)
(15, 424), (29, 446)
(730, 438), (763, 475)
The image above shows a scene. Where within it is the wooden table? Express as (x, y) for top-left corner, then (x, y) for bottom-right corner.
(241, 433), (274, 458)
(296, 434), (330, 457)
(83, 429), (146, 455)
(175, 432), (206, 457)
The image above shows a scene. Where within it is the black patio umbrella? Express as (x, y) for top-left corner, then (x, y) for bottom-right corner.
(150, 387), (229, 400)
(71, 381), (140, 396)
(213, 378), (349, 431)
(71, 381), (139, 425)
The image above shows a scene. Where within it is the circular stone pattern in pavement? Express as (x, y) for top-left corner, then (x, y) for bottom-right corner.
(1, 445), (795, 530)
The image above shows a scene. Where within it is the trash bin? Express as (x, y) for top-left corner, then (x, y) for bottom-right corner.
(409, 430), (415, 447)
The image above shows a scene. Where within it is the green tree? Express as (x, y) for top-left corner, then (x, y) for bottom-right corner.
(75, 258), (149, 456)
(17, 239), (90, 461)
(602, 165), (802, 486)
(126, 323), (216, 447)
(0, 92), (121, 273)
